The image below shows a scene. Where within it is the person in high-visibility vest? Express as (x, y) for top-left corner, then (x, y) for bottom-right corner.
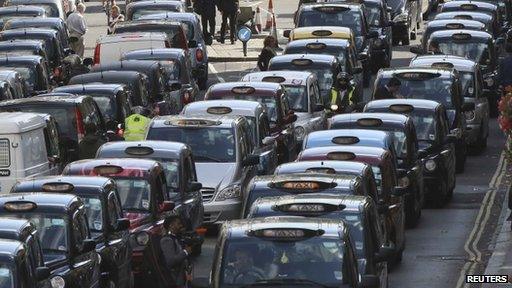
(124, 107), (151, 141)
(330, 72), (356, 113)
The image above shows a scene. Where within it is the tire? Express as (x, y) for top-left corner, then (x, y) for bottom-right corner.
(428, 180), (448, 208)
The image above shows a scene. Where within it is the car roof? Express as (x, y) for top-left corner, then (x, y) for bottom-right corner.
(128, 0), (183, 7)
(53, 83), (126, 94)
(98, 32), (168, 43)
(429, 29), (492, 39)
(0, 39), (45, 47)
(251, 173), (359, 187)
(0, 112), (46, 133)
(65, 158), (160, 172)
(271, 53), (338, 64)
(5, 16), (64, 25)
(207, 81), (283, 97)
(307, 129), (391, 142)
(0, 27), (57, 36)
(182, 100), (264, 118)
(441, 1), (497, 9)
(0, 55), (43, 64)
(91, 60), (160, 72)
(242, 71), (314, 86)
(150, 114), (242, 129)
(0, 193), (81, 213)
(121, 48), (186, 60)
(276, 160), (370, 175)
(252, 194), (370, 212)
(69, 71), (145, 84)
(139, 11), (197, 21)
(410, 55), (477, 72)
(285, 38), (351, 48)
(0, 5), (46, 13)
(377, 66), (455, 77)
(330, 112), (410, 126)
(97, 140), (189, 160)
(365, 99), (441, 111)
(299, 2), (362, 10)
(0, 95), (86, 107)
(434, 11), (493, 21)
(8, 0), (61, 4)
(299, 146), (389, 163)
(0, 239), (24, 258)
(0, 218), (35, 241)
(13, 176), (114, 195)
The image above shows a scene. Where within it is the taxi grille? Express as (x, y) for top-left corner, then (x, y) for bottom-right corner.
(0, 139), (10, 167)
(201, 188), (216, 202)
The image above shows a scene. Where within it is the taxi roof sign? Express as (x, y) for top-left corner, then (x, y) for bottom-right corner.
(93, 165), (124, 175)
(326, 151), (356, 161)
(249, 228), (323, 239)
(281, 181), (321, 190)
(306, 42), (327, 50)
(275, 203), (344, 213)
(454, 15), (473, 20)
(446, 23), (464, 29)
(389, 104), (414, 113)
(313, 6), (350, 13)
(206, 106), (233, 115)
(42, 183), (74, 192)
(166, 119), (220, 126)
(4, 201), (37, 212)
(395, 72), (441, 80)
(291, 58), (313, 66)
(460, 3), (477, 10)
(262, 76), (286, 83)
(311, 30), (333, 37)
(305, 167), (336, 174)
(331, 136), (360, 145)
(452, 33), (472, 40)
(431, 62), (454, 69)
(125, 146), (154, 156)
(231, 86), (255, 94)
(356, 118), (383, 127)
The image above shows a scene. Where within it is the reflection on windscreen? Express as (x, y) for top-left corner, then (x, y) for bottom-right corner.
(116, 179), (151, 211)
(380, 76), (453, 108)
(90, 96), (115, 121)
(460, 72), (475, 98)
(284, 85), (308, 112)
(82, 196), (103, 232)
(0, 266), (13, 288)
(162, 61), (180, 80)
(221, 238), (345, 287)
(437, 42), (488, 63)
(411, 113), (437, 142)
(391, 131), (407, 159)
(366, 7), (381, 26)
(309, 69), (333, 95)
(298, 10), (363, 36)
(147, 127), (236, 162)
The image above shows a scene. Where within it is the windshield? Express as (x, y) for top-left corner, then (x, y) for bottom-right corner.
(366, 6), (381, 26)
(379, 76), (454, 108)
(298, 10), (363, 36)
(308, 69), (333, 96)
(220, 237), (345, 287)
(436, 41), (489, 63)
(0, 265), (13, 288)
(387, 0), (404, 10)
(147, 127), (236, 162)
(132, 9), (179, 20)
(5, 67), (35, 88)
(115, 178), (152, 212)
(460, 71), (475, 98)
(182, 21), (194, 40)
(162, 61), (180, 80)
(411, 112), (437, 142)
(284, 85), (308, 112)
(89, 95), (116, 122)
(82, 196), (103, 232)
(285, 46), (347, 68)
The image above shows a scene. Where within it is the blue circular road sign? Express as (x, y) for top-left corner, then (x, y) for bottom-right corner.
(237, 26), (252, 42)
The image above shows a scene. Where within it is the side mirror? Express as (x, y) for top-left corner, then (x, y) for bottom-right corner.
(243, 154), (260, 166)
(191, 277), (209, 288)
(64, 48), (75, 56)
(359, 274), (380, 288)
(115, 218), (130, 232)
(188, 40), (198, 48)
(82, 57), (93, 66)
(352, 67), (363, 74)
(357, 53), (369, 61)
(409, 46), (424, 55)
(461, 102), (475, 112)
(314, 103), (325, 112)
(187, 181), (202, 192)
(396, 168), (407, 178)
(368, 30), (379, 38)
(159, 200), (175, 212)
(36, 267), (51, 281)
(496, 37), (505, 45)
(374, 246), (395, 262)
(82, 239), (96, 253)
(283, 29), (291, 38)
(169, 82), (182, 91)
(386, 7), (392, 12)
(262, 136), (276, 146)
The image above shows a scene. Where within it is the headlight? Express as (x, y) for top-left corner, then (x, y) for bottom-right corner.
(136, 231), (150, 246)
(331, 104), (339, 111)
(398, 176), (410, 188)
(215, 185), (241, 201)
(50, 276), (65, 288)
(465, 110), (475, 121)
(425, 159), (437, 172)
(393, 13), (408, 23)
(295, 126), (305, 141)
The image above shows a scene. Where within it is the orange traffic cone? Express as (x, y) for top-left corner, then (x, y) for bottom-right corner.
(255, 6), (262, 34)
(264, 0), (274, 31)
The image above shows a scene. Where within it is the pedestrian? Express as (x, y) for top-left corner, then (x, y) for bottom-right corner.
(374, 77), (402, 100)
(160, 214), (192, 288)
(78, 122), (106, 159)
(195, 0), (217, 45)
(105, 121), (124, 142)
(428, 40), (443, 55)
(107, 5), (124, 34)
(66, 3), (87, 57)
(257, 36), (277, 71)
(124, 107), (151, 141)
(218, 0), (239, 44)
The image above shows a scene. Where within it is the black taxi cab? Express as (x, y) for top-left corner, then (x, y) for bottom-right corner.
(204, 82), (298, 163)
(241, 173), (375, 218)
(329, 113), (425, 227)
(206, 217), (368, 288)
(0, 55), (51, 96)
(297, 145), (406, 262)
(248, 194), (393, 288)
(0, 39), (49, 60)
(410, 55), (490, 151)
(433, 11), (497, 37)
(439, 1), (503, 31)
(364, 99), (457, 207)
(61, 159), (174, 285)
(181, 100), (279, 175)
(0, 5), (47, 30)
(96, 140), (204, 253)
(424, 29), (500, 116)
(0, 193), (101, 288)
(12, 176), (133, 288)
(0, 218), (50, 287)
(268, 54), (344, 112)
(420, 19), (487, 50)
(282, 39), (364, 103)
(372, 67), (470, 172)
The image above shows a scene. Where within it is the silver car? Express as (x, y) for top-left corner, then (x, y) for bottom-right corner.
(182, 100), (279, 175)
(410, 55), (489, 150)
(146, 115), (260, 224)
(241, 71), (328, 147)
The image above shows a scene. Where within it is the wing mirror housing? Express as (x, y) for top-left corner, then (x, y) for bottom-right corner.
(82, 57), (93, 66)
(187, 181), (202, 192)
(243, 154), (260, 166)
(357, 52), (369, 61)
(396, 168), (407, 178)
(115, 218), (130, 232)
(188, 40), (198, 48)
(159, 201), (175, 212)
(409, 46), (425, 55)
(283, 29), (291, 38)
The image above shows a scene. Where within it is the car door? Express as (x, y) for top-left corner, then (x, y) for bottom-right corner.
(255, 113), (278, 175)
(309, 80), (327, 131)
(366, 203), (387, 285)
(181, 154), (203, 230)
(474, 69), (489, 134)
(72, 209), (99, 288)
(106, 190), (132, 287)
(279, 92), (297, 160)
(439, 108), (456, 188)
(382, 156), (403, 250)
(239, 123), (258, 191)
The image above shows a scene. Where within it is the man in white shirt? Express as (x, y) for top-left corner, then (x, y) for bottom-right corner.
(66, 3), (87, 57)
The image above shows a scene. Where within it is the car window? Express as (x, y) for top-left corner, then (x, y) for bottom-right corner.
(82, 196), (103, 232)
(20, 128), (47, 168)
(259, 115), (271, 144)
(72, 210), (88, 252)
(107, 191), (121, 228)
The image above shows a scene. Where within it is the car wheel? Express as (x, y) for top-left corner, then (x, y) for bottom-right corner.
(198, 77), (208, 90)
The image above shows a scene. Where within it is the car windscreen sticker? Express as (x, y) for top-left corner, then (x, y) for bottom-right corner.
(142, 200), (150, 210)
(94, 221), (103, 231)
(429, 134), (436, 140)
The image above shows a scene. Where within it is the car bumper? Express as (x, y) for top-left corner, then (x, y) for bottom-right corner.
(423, 175), (444, 195)
(203, 199), (242, 223)
(465, 123), (482, 145)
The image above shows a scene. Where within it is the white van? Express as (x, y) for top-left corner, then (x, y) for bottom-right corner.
(0, 112), (56, 194)
(93, 32), (170, 65)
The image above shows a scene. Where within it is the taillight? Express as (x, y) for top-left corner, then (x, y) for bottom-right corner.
(75, 108), (85, 141)
(93, 44), (101, 65)
(196, 48), (204, 62)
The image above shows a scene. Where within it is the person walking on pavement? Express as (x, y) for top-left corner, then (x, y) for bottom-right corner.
(218, 0), (239, 44)
(374, 77), (402, 100)
(66, 3), (87, 57)
(107, 5), (124, 34)
(160, 214), (192, 288)
(195, 0), (217, 45)
(78, 122), (106, 159)
(124, 107), (151, 141)
(257, 36), (277, 71)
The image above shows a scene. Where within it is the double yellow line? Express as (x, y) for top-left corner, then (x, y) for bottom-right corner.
(455, 151), (508, 288)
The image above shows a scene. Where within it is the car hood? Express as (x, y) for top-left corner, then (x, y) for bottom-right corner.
(196, 162), (237, 190)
